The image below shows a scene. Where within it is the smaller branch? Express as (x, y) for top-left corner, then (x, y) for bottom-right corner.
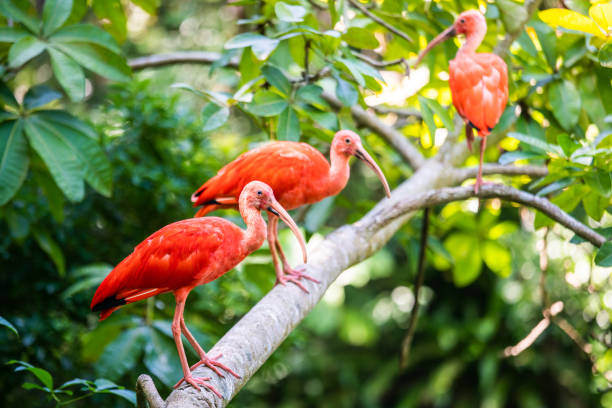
(353, 52), (409, 73)
(347, 0), (413, 43)
(453, 164), (548, 183)
(303, 39), (312, 83)
(553, 317), (594, 358)
(400, 207), (429, 368)
(367, 184), (607, 248)
(371, 105), (422, 119)
(129, 51), (239, 71)
(503, 301), (564, 357)
(136, 375), (164, 408)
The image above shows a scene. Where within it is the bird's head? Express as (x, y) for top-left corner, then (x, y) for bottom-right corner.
(331, 130), (391, 198)
(415, 10), (486, 66)
(240, 181), (307, 263)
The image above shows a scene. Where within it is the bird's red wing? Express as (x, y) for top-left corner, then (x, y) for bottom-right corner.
(449, 53), (508, 136)
(91, 218), (243, 318)
(191, 141), (329, 212)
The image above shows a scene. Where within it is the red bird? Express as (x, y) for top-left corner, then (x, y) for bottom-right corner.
(416, 10), (508, 193)
(91, 181), (307, 396)
(191, 130), (391, 291)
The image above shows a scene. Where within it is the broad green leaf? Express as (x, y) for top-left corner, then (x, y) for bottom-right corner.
(277, 107), (300, 141)
(583, 191), (608, 221)
(557, 133), (577, 157)
(338, 58), (365, 87)
(225, 33), (278, 49)
(295, 84), (326, 107)
(308, 110), (338, 130)
(342, 27), (379, 49)
(589, 3), (612, 35)
(0, 120), (28, 205)
(106, 389), (137, 404)
(0, 0), (40, 33)
(445, 233), (482, 287)
(62, 263), (111, 298)
(23, 85), (62, 110)
(497, 0), (527, 34)
(42, 0), (73, 36)
(245, 90), (288, 116)
(131, 0), (160, 14)
(598, 42), (612, 68)
(539, 8), (604, 38)
(531, 20), (557, 69)
(15, 363), (53, 390)
(92, 0), (127, 43)
(8, 36), (46, 67)
(201, 103), (230, 132)
(24, 118), (85, 201)
(33, 230), (66, 277)
(335, 75), (358, 106)
(498, 151), (544, 165)
(418, 96), (436, 138)
(329, 0), (338, 27)
(49, 24), (121, 54)
(33, 170), (65, 222)
(0, 81), (19, 108)
(97, 327), (149, 379)
(65, 0), (87, 25)
(482, 241), (512, 278)
(507, 132), (562, 155)
(0, 27), (29, 43)
(549, 80), (581, 130)
(275, 2), (307, 23)
(36, 111), (112, 197)
(48, 47), (85, 101)
(595, 241), (612, 267)
(551, 184), (589, 213)
(261, 65), (291, 96)
(0, 316), (18, 336)
(54, 43), (131, 82)
(584, 170), (612, 196)
(171, 83), (230, 105)
(419, 97), (454, 132)
(536, 178), (573, 196)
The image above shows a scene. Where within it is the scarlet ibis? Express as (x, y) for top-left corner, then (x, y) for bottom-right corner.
(191, 130), (391, 291)
(416, 10), (508, 193)
(90, 181), (307, 396)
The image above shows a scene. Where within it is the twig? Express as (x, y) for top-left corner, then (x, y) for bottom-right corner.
(452, 164), (548, 183)
(553, 317), (594, 357)
(136, 375), (164, 408)
(129, 51), (239, 70)
(353, 52), (409, 73)
(347, 0), (413, 43)
(367, 184), (607, 248)
(503, 301), (564, 357)
(400, 207), (429, 368)
(371, 105), (422, 119)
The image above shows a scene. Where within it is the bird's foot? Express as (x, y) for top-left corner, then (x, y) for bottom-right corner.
(176, 375), (222, 398)
(174, 353), (240, 388)
(283, 264), (320, 284)
(276, 273), (310, 293)
(473, 180), (494, 194)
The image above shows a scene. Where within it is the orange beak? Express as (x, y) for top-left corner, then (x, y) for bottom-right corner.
(354, 144), (392, 198)
(414, 25), (456, 67)
(267, 200), (308, 264)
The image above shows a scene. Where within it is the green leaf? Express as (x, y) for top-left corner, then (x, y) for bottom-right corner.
(130, 0), (160, 14)
(245, 90), (288, 117)
(418, 95), (436, 138)
(15, 364), (53, 390)
(482, 241), (512, 278)
(23, 85), (62, 110)
(507, 132), (562, 155)
(54, 43), (131, 82)
(498, 151), (544, 165)
(557, 133), (577, 157)
(598, 42), (612, 68)
(8, 36), (46, 67)
(338, 58), (365, 87)
(62, 263), (111, 299)
(6, 209), (29, 239)
(0, 81), (19, 108)
(583, 191), (608, 221)
(329, 0), (338, 27)
(33, 230), (66, 277)
(419, 96), (454, 132)
(595, 241), (612, 267)
(0, 0), (40, 33)
(261, 65), (291, 96)
(277, 107), (300, 141)
(24, 118), (85, 201)
(584, 169), (612, 196)
(549, 80), (581, 130)
(0, 120), (28, 205)
(342, 27), (379, 49)
(275, 2), (307, 22)
(144, 328), (183, 387)
(48, 48), (85, 101)
(33, 170), (65, 222)
(296, 84), (326, 108)
(42, 0), (73, 36)
(36, 110), (112, 197)
(0, 27), (29, 43)
(97, 327), (149, 379)
(225, 33), (278, 49)
(201, 103), (229, 132)
(334, 75), (358, 106)
(445, 233), (482, 287)
(0, 316), (18, 336)
(531, 20), (557, 69)
(92, 0), (126, 43)
(106, 388), (137, 404)
(49, 23), (121, 54)
(551, 184), (589, 213)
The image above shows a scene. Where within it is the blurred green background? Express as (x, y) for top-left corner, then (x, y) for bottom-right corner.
(0, 0), (611, 407)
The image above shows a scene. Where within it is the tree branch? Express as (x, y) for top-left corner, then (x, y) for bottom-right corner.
(503, 301), (564, 357)
(371, 105), (422, 119)
(452, 163), (548, 183)
(136, 375), (164, 408)
(129, 51), (239, 70)
(347, 0), (413, 43)
(353, 52), (409, 72)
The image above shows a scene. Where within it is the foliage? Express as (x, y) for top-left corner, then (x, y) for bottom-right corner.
(0, 0), (611, 407)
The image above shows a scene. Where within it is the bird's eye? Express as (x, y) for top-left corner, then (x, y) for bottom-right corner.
(345, 138), (351, 144)
(460, 18), (465, 24)
(257, 191), (262, 196)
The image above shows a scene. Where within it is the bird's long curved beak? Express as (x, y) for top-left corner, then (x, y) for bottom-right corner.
(267, 201), (308, 264)
(354, 145), (392, 198)
(414, 25), (456, 67)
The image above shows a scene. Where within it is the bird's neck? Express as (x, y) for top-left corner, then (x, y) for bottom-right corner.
(457, 27), (486, 56)
(240, 207), (267, 255)
(327, 150), (351, 196)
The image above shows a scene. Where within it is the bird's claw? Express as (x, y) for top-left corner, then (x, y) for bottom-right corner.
(284, 266), (320, 284)
(276, 274), (310, 293)
(177, 375), (222, 399)
(174, 353), (240, 388)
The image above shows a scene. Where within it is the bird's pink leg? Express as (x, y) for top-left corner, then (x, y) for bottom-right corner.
(173, 320), (240, 387)
(171, 290), (222, 398)
(268, 215), (309, 293)
(272, 217), (319, 285)
(475, 136), (487, 194)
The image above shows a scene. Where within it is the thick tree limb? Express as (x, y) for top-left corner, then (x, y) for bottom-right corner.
(371, 105), (422, 119)
(452, 163), (548, 182)
(129, 51), (239, 71)
(347, 0), (413, 43)
(353, 52), (409, 72)
(136, 374), (164, 408)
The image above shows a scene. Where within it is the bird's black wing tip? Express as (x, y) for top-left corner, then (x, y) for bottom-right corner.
(91, 296), (126, 312)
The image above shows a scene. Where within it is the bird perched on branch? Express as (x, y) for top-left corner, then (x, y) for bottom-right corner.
(91, 181), (307, 397)
(191, 130), (391, 292)
(416, 10), (508, 193)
